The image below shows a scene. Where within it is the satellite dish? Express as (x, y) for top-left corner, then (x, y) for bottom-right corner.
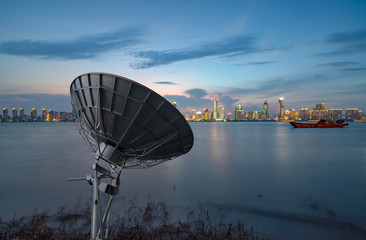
(68, 72), (193, 240)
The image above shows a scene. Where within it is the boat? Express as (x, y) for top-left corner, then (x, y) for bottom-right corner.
(290, 119), (348, 128)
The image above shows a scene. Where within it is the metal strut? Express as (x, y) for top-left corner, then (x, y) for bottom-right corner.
(67, 162), (121, 240)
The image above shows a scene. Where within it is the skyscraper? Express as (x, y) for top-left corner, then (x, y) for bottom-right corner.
(235, 103), (243, 120)
(315, 103), (325, 110)
(278, 97), (284, 120)
(204, 108), (209, 121)
(31, 108), (37, 121)
(219, 107), (225, 120)
(263, 100), (269, 119)
(42, 108), (47, 120)
(191, 109), (196, 121)
(19, 108), (25, 121)
(3, 108), (8, 121)
(213, 98), (218, 120)
(12, 108), (18, 121)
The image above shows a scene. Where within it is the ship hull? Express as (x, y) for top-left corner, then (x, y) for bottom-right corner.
(290, 120), (348, 128)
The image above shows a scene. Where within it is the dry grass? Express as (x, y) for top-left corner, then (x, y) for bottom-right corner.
(0, 202), (269, 240)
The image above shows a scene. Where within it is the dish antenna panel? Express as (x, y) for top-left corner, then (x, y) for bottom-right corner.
(67, 73), (193, 239)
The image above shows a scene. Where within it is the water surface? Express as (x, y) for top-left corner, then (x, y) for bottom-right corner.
(0, 122), (365, 239)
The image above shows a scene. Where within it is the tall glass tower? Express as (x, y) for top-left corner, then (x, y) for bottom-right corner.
(278, 98), (284, 120)
(213, 98), (218, 120)
(263, 100), (269, 119)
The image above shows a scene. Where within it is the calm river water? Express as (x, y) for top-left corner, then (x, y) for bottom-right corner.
(0, 122), (365, 239)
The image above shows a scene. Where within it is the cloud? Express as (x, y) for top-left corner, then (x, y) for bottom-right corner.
(317, 29), (366, 56)
(0, 27), (144, 60)
(235, 61), (276, 66)
(316, 61), (359, 68)
(154, 81), (177, 85)
(130, 35), (282, 69)
(184, 88), (208, 99)
(164, 88), (239, 114)
(341, 67), (366, 72)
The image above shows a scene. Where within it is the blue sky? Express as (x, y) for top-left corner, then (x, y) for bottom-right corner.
(0, 0), (365, 115)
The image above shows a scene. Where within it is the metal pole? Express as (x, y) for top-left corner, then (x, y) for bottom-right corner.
(91, 167), (100, 240)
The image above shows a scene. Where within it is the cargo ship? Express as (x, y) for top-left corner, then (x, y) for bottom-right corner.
(290, 120), (348, 128)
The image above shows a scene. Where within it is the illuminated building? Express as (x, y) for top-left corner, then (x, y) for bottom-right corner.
(328, 109), (342, 121)
(285, 109), (295, 120)
(191, 109), (196, 121)
(12, 108), (18, 121)
(204, 108), (209, 121)
(213, 98), (218, 120)
(60, 112), (69, 121)
(31, 108), (37, 121)
(278, 98), (284, 120)
(42, 108), (47, 120)
(254, 111), (260, 120)
(299, 108), (310, 120)
(263, 100), (269, 119)
(3, 108), (8, 121)
(310, 110), (327, 120)
(219, 107), (225, 120)
(196, 111), (203, 121)
(227, 112), (232, 120)
(315, 103), (325, 110)
(48, 110), (55, 121)
(346, 108), (362, 121)
(235, 103), (243, 120)
(19, 108), (25, 121)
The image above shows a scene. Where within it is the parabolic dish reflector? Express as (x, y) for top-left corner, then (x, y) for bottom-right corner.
(70, 73), (193, 168)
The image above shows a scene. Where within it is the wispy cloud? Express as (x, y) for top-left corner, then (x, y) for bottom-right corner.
(0, 27), (144, 60)
(154, 81), (177, 85)
(235, 61), (276, 66)
(340, 67), (366, 72)
(316, 61), (359, 68)
(130, 35), (283, 69)
(317, 29), (366, 56)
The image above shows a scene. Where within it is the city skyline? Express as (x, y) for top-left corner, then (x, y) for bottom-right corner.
(1, 1), (366, 113)
(2, 96), (364, 122)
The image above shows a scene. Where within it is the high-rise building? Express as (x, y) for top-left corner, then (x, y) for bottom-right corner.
(48, 110), (55, 121)
(235, 103), (243, 120)
(196, 111), (203, 121)
(219, 107), (225, 120)
(299, 108), (310, 120)
(346, 108), (361, 121)
(213, 98), (218, 120)
(19, 108), (25, 121)
(278, 98), (284, 120)
(328, 109), (342, 121)
(227, 112), (232, 120)
(191, 109), (196, 121)
(42, 108), (47, 120)
(31, 108), (37, 121)
(263, 100), (269, 119)
(315, 103), (325, 110)
(3, 108), (8, 121)
(204, 108), (209, 121)
(285, 109), (295, 120)
(12, 108), (18, 121)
